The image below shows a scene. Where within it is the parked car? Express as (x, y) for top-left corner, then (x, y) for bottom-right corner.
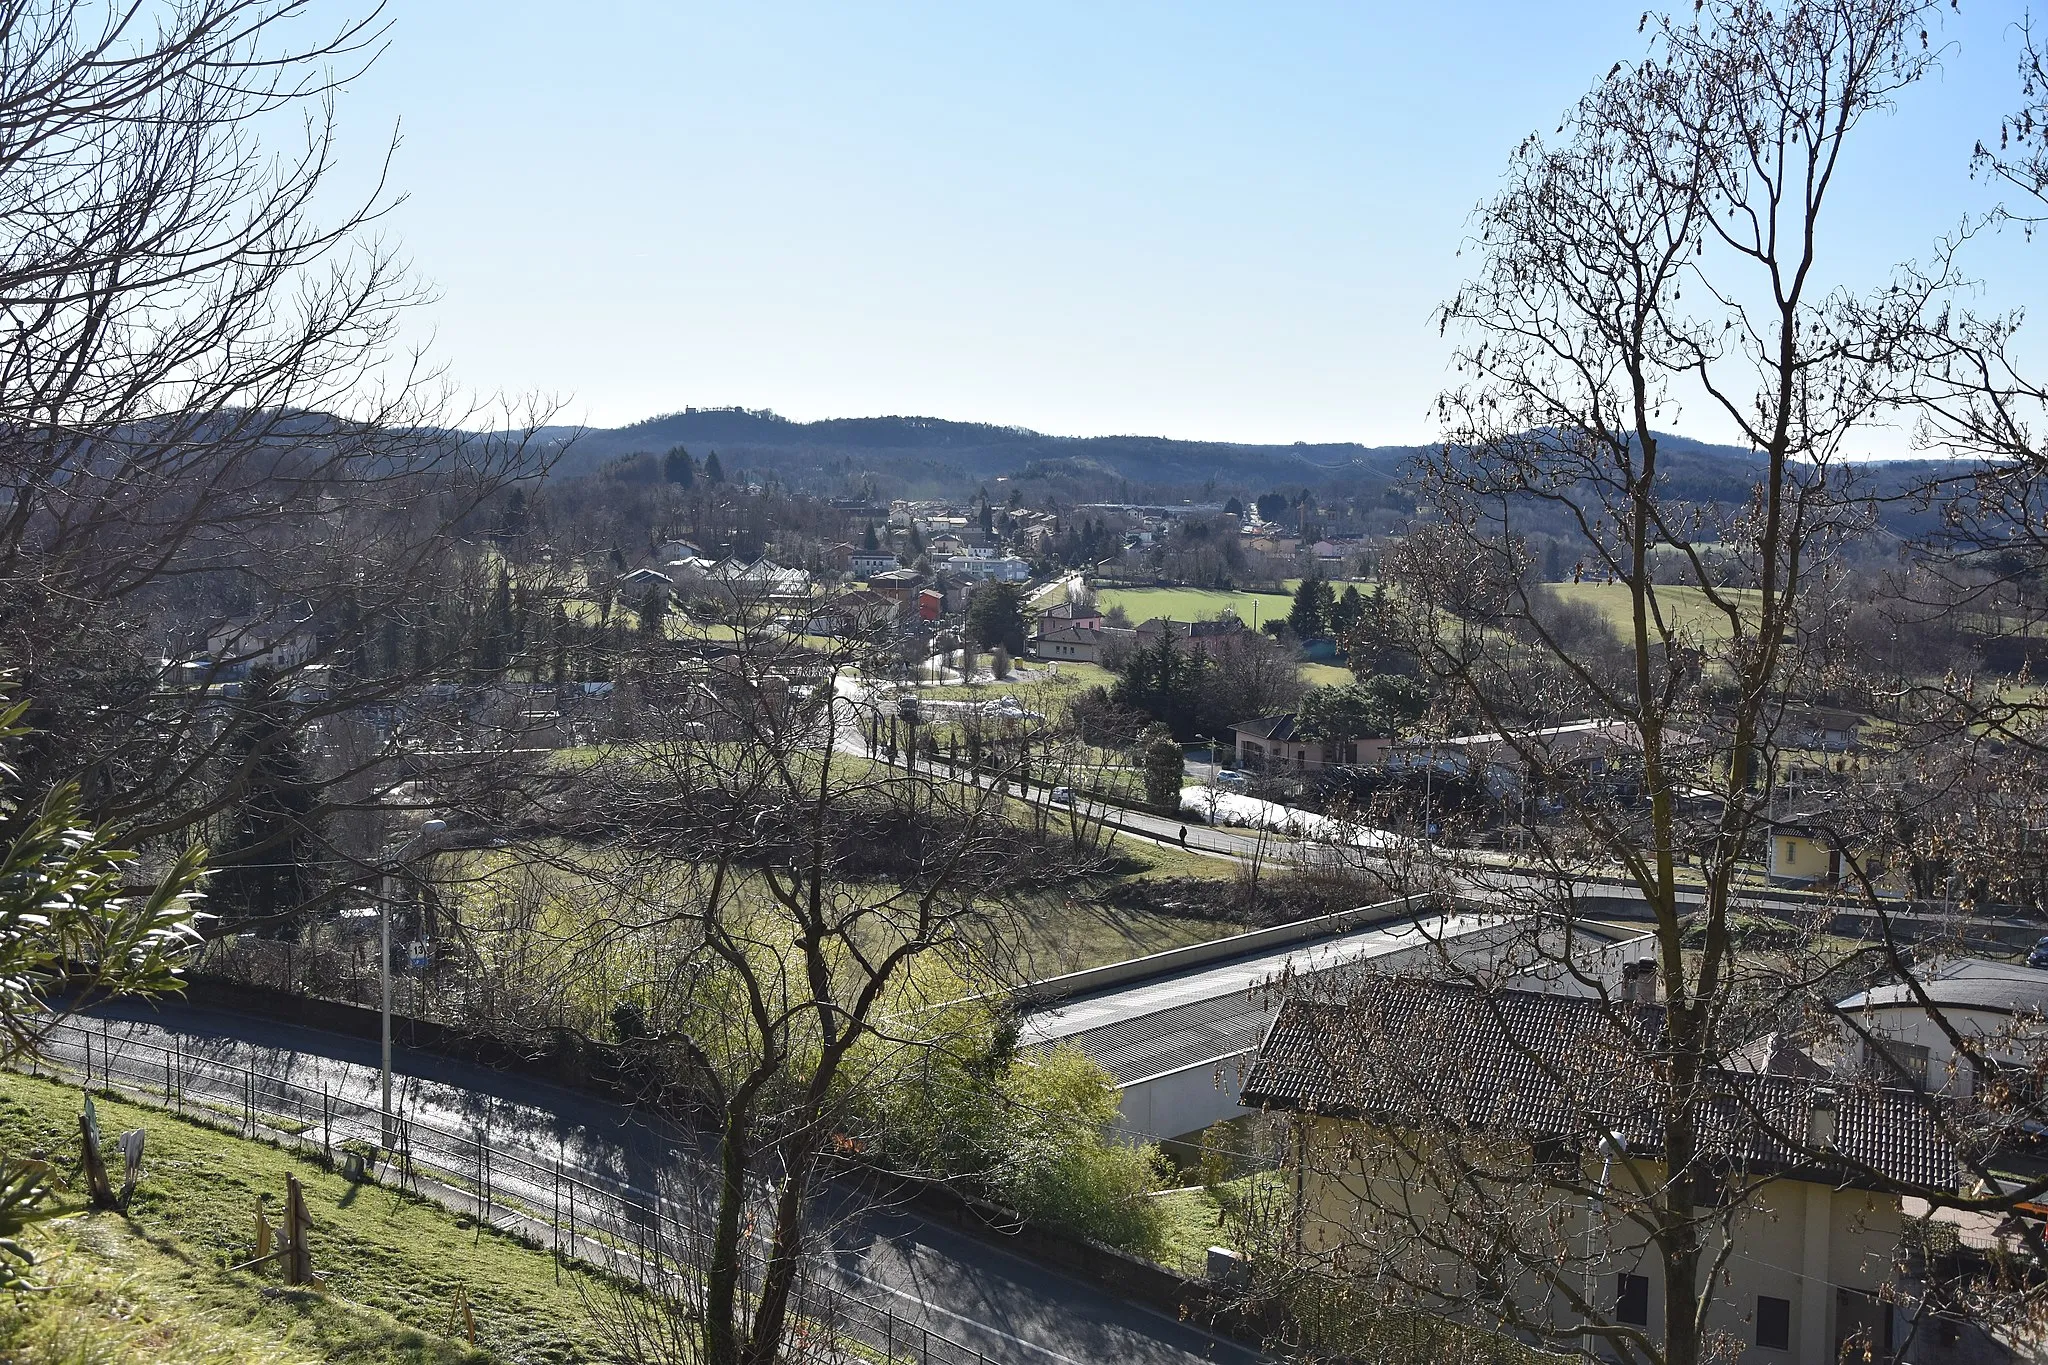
(1049, 786), (1073, 805)
(2028, 935), (2048, 970)
(1215, 769), (1249, 788)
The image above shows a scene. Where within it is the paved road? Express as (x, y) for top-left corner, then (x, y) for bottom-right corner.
(828, 701), (2037, 943)
(73, 1000), (1264, 1365)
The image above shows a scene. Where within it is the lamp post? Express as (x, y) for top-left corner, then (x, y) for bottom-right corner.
(380, 818), (445, 1148)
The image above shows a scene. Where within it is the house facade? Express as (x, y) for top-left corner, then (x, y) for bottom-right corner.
(1232, 713), (1389, 771)
(867, 567), (924, 603)
(1038, 601), (1105, 632)
(1836, 957), (2048, 1101)
(938, 554), (1031, 582)
(849, 549), (900, 577)
(1034, 623), (1135, 665)
(205, 615), (320, 676)
(1241, 981), (1965, 1364)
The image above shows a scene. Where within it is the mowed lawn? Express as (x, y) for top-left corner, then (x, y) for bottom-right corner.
(1093, 586), (1364, 688)
(1537, 581), (1759, 645)
(1096, 585), (1298, 629)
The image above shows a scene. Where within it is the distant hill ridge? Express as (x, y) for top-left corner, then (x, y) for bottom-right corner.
(530, 407), (1415, 489)
(524, 406), (1933, 507)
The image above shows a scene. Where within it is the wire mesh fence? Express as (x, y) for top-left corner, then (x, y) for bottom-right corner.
(24, 1015), (1001, 1365)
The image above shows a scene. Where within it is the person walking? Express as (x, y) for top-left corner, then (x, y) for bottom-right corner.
(1178, 825), (1188, 847)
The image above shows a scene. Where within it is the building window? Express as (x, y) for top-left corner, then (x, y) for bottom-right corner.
(1617, 1273), (1649, 1327)
(1865, 1038), (1930, 1087)
(1757, 1295), (1790, 1350)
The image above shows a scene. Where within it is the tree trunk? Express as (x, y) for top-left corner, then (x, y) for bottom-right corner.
(742, 1133), (820, 1365)
(704, 1113), (753, 1365)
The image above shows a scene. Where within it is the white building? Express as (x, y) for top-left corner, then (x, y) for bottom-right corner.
(1837, 956), (2048, 1100)
(938, 554), (1030, 582)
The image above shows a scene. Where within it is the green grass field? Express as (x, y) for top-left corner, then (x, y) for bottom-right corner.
(1536, 581), (1759, 645)
(1092, 586), (1364, 689)
(1096, 585), (1298, 630)
(0, 1071), (617, 1364)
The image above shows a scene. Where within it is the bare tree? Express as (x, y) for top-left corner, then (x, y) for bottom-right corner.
(447, 598), (1074, 1365)
(1244, 5), (2048, 1364)
(0, 1), (559, 936)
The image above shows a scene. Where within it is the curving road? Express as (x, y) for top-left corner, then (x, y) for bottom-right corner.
(69, 1000), (1264, 1365)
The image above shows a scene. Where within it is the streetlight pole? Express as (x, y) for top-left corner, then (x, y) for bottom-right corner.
(380, 818), (445, 1149)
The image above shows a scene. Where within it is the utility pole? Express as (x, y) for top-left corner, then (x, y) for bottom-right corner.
(380, 818), (445, 1149)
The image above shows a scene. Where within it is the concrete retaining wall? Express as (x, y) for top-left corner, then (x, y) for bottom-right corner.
(1024, 896), (1430, 1003)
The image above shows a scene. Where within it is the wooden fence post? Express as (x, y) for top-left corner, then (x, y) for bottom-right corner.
(284, 1174), (311, 1285)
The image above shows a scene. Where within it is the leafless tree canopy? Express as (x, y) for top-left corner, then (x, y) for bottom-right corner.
(1259, 4), (2048, 1363)
(0, 1), (559, 923)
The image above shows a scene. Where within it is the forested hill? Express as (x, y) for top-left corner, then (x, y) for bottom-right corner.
(529, 407), (1414, 495)
(524, 406), (1943, 509)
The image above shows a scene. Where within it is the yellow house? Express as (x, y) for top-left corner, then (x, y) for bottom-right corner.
(1769, 821), (1842, 887)
(1240, 981), (1965, 1363)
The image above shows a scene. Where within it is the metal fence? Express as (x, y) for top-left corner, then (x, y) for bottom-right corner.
(25, 1015), (1000, 1365)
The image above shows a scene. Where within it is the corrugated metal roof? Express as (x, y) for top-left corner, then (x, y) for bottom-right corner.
(1019, 916), (1511, 1081)
(1035, 988), (1281, 1085)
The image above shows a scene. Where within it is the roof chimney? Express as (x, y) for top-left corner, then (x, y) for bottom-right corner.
(1620, 961), (1640, 1002)
(1807, 1087), (1839, 1150)
(1635, 957), (1658, 1004)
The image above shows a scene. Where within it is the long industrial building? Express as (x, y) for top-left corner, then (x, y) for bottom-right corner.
(1018, 901), (1586, 1142)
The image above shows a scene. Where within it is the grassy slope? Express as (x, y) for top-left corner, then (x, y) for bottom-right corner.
(0, 1072), (618, 1365)
(1536, 580), (1758, 645)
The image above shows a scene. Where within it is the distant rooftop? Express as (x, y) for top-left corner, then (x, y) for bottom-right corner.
(1838, 957), (2048, 1017)
(1020, 914), (1508, 1087)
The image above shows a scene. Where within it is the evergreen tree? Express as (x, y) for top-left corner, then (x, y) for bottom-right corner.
(1141, 722), (1184, 808)
(209, 668), (319, 937)
(497, 487), (530, 541)
(862, 522), (880, 552)
(1289, 575), (1335, 638)
(1110, 634), (1221, 740)
(964, 581), (1029, 655)
(478, 570), (512, 675)
(703, 450), (725, 483)
(1343, 584), (1416, 678)
(1295, 676), (1428, 741)
(664, 446), (696, 487)
(1331, 584), (1365, 637)
(638, 585), (667, 638)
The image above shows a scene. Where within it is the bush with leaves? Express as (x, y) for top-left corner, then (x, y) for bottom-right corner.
(983, 1046), (1169, 1255)
(859, 986), (1168, 1256)
(0, 686), (205, 1289)
(0, 690), (206, 1060)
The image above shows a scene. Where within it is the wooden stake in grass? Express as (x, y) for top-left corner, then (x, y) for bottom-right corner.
(78, 1098), (114, 1209)
(445, 1286), (477, 1344)
(284, 1175), (311, 1286)
(233, 1178), (311, 1284)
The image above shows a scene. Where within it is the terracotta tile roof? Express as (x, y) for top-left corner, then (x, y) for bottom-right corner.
(1241, 980), (1956, 1191)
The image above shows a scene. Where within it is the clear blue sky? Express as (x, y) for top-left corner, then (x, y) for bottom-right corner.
(336, 2), (2041, 449)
